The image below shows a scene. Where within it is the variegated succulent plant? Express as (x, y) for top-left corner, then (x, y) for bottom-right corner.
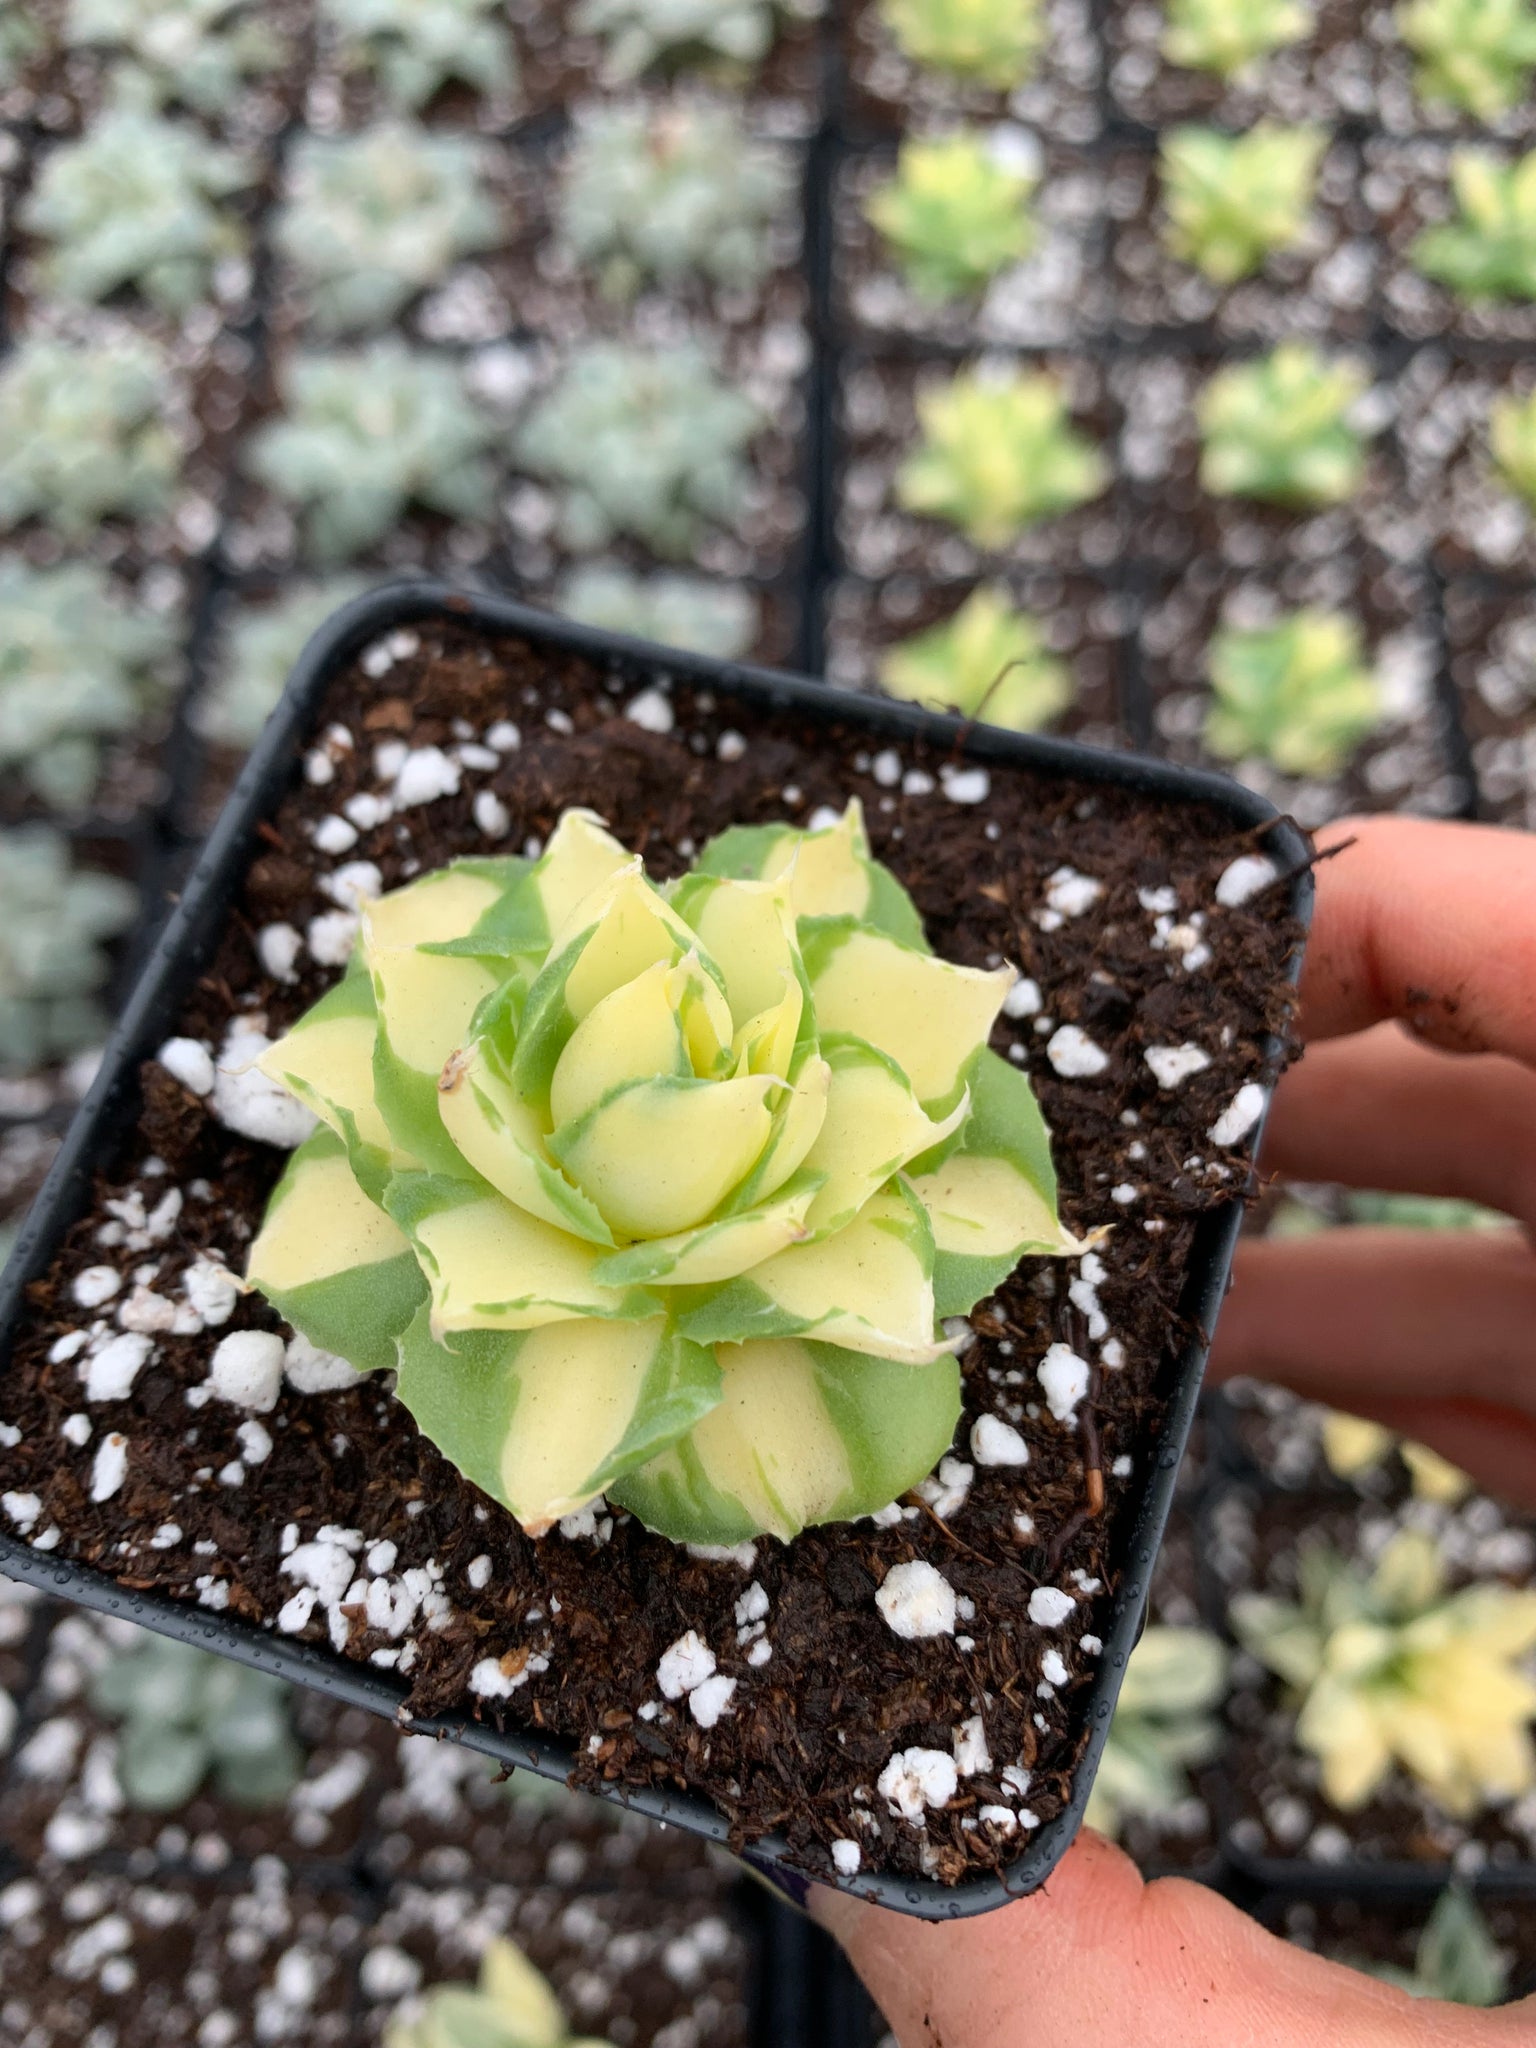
(553, 564), (756, 660)
(515, 342), (762, 557)
(1412, 149), (1536, 303)
(571, 0), (787, 81)
(92, 1633), (304, 1810)
(1197, 343), (1370, 508)
(248, 803), (1082, 1542)
(63, 0), (284, 115)
(1399, 0), (1536, 121)
(320, 0), (517, 108)
(895, 365), (1107, 548)
(276, 122), (501, 335)
(387, 1936), (614, 2048)
(246, 341), (499, 562)
(1368, 1886), (1511, 2008)
(22, 106), (250, 313)
(1490, 384), (1536, 512)
(1204, 609), (1381, 777)
(1161, 123), (1324, 284)
(879, 0), (1045, 86)
(864, 130), (1038, 303)
(1318, 1410), (1473, 1505)
(1232, 1527), (1536, 1815)
(0, 560), (177, 809)
(1160, 0), (1311, 77)
(1084, 1625), (1229, 1840)
(878, 584), (1073, 731)
(557, 99), (793, 300)
(0, 826), (139, 1071)
(0, 335), (181, 539)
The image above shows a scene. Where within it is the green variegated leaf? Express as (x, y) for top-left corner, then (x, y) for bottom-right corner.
(437, 1037), (616, 1245)
(800, 918), (1013, 1114)
(667, 870), (807, 1031)
(610, 1335), (962, 1543)
(428, 811), (631, 964)
(394, 1306), (721, 1533)
(690, 799), (929, 949)
(800, 1033), (969, 1239)
(592, 1169), (823, 1287)
(677, 1181), (950, 1364)
(247, 1126), (425, 1374)
(256, 965), (402, 1197)
(385, 1172), (661, 1333)
(908, 1047), (1086, 1317)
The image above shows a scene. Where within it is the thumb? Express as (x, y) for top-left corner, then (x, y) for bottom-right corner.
(810, 1832), (1531, 2048)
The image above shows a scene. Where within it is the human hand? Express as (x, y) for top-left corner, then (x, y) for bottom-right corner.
(1210, 815), (1536, 1506)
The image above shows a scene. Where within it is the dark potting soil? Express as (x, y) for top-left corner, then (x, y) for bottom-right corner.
(1262, 1892), (1536, 2004)
(1444, 581), (1536, 830)
(0, 618), (1302, 1887)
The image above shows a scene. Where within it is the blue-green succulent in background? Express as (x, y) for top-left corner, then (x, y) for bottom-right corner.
(92, 1633), (305, 1810)
(554, 564), (757, 659)
(0, 335), (181, 539)
(197, 580), (370, 750)
(0, 827), (139, 1072)
(572, 0), (789, 80)
(319, 0), (517, 107)
(63, 0), (284, 115)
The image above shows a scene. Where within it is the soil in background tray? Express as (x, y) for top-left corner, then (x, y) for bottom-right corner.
(1262, 1892), (1536, 2004)
(0, 616), (1301, 1888)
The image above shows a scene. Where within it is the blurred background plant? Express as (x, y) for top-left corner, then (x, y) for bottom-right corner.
(1318, 1410), (1474, 1504)
(91, 1634), (305, 1810)
(879, 584), (1073, 729)
(557, 99), (793, 300)
(516, 340), (761, 554)
(1413, 149), (1536, 302)
(0, 562), (177, 810)
(1203, 609), (1381, 777)
(1490, 384), (1536, 514)
(878, 0), (1044, 86)
(1365, 1887), (1511, 2007)
(1197, 344), (1371, 508)
(864, 130), (1038, 303)
(1398, 0), (1536, 121)
(276, 123), (501, 334)
(1160, 124), (1324, 283)
(572, 0), (790, 81)
(895, 365), (1107, 546)
(196, 580), (370, 750)
(319, 0), (517, 109)
(1084, 1625), (1230, 1841)
(554, 564), (756, 657)
(0, 336), (180, 539)
(1160, 0), (1310, 78)
(386, 1934), (615, 2048)
(63, 0), (285, 116)
(247, 341), (500, 561)
(0, 826), (138, 1072)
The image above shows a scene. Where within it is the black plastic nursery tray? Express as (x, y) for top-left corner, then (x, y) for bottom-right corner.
(0, 584), (1312, 1918)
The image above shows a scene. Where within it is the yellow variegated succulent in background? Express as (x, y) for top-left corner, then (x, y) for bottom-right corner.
(386, 1933), (613, 2048)
(1319, 1410), (1473, 1506)
(1232, 1529), (1536, 1817)
(247, 802), (1083, 1543)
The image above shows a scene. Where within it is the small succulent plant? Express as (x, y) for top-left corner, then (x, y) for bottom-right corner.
(1413, 149), (1536, 302)
(1204, 609), (1381, 777)
(247, 341), (499, 563)
(63, 0), (284, 116)
(1318, 1410), (1473, 1505)
(196, 580), (368, 751)
(516, 342), (762, 558)
(1160, 0), (1311, 76)
(571, 0), (785, 80)
(1347, 1189), (1509, 1230)
(0, 562), (177, 810)
(276, 123), (500, 335)
(320, 0), (517, 109)
(879, 0), (1045, 87)
(1232, 1526), (1536, 1815)
(1161, 123), (1324, 284)
(557, 100), (793, 300)
(0, 9), (44, 86)
(1084, 1626), (1229, 1840)
(0, 335), (180, 539)
(879, 584), (1074, 730)
(248, 803), (1083, 1541)
(92, 1634), (304, 1810)
(387, 1936), (616, 2048)
(1398, 0), (1536, 121)
(0, 827), (139, 1072)
(22, 107), (250, 314)
(864, 130), (1037, 303)
(1490, 385), (1536, 512)
(1197, 343), (1370, 508)
(553, 564), (756, 660)
(895, 366), (1107, 548)
(1367, 1887), (1511, 2007)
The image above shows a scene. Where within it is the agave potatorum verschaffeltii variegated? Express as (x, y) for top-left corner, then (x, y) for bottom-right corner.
(247, 802), (1083, 1543)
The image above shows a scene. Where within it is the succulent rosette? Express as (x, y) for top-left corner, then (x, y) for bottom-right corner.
(248, 803), (1082, 1542)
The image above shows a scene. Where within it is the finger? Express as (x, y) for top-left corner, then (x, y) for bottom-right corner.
(1261, 1025), (1536, 1229)
(1301, 818), (1536, 1060)
(811, 1831), (1525, 2047)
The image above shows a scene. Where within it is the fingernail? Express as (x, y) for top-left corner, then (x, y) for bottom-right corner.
(737, 1850), (814, 1914)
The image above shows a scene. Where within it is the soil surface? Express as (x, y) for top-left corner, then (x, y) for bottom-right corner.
(0, 615), (1303, 1888)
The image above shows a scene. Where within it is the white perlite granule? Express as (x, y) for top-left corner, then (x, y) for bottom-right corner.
(82, 1332), (152, 1404)
(1002, 977), (1042, 1019)
(626, 687), (674, 734)
(1041, 1648), (1070, 1687)
(207, 1331), (285, 1412)
(687, 1673), (737, 1728)
(1046, 1025), (1109, 1079)
(953, 1714), (993, 1776)
(1143, 1043), (1211, 1090)
(830, 1838), (862, 1876)
(656, 1631), (716, 1701)
(1037, 1342), (1090, 1422)
(1215, 853), (1279, 908)
(256, 923), (303, 982)
(1028, 1586), (1075, 1627)
(1209, 1082), (1267, 1147)
(91, 1434), (128, 1502)
(394, 747), (461, 808)
(72, 1266), (122, 1310)
(1042, 867), (1102, 919)
(878, 1747), (958, 1821)
(156, 1037), (215, 1096)
(875, 1560), (957, 1640)
(283, 1333), (357, 1394)
(970, 1414), (1029, 1466)
(211, 1023), (316, 1149)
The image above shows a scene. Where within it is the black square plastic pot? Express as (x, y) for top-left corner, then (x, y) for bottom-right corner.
(0, 582), (1313, 1919)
